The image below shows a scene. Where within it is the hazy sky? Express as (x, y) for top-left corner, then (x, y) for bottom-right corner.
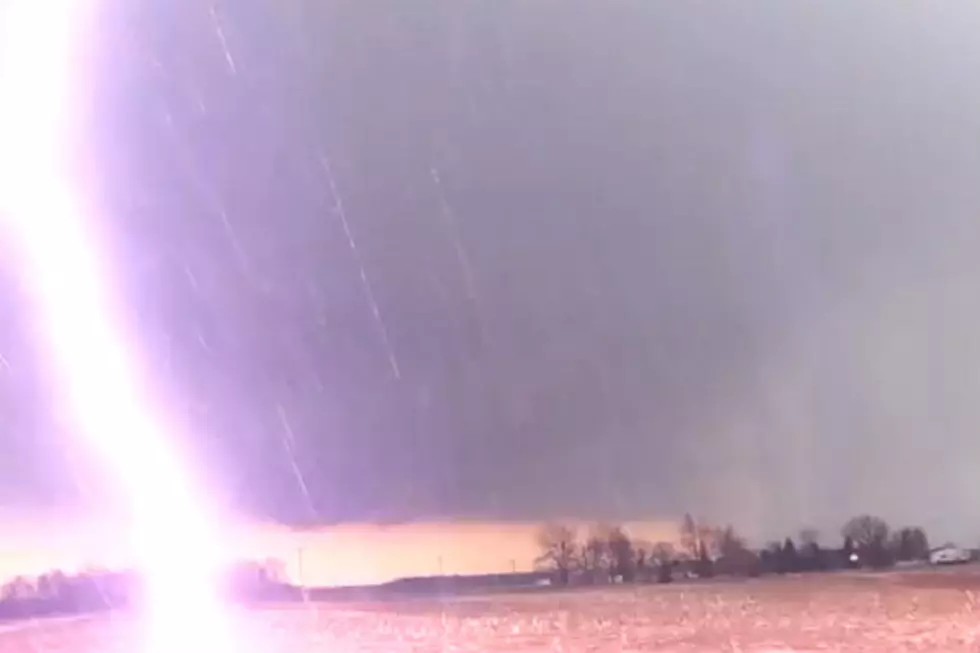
(3, 2), (980, 547)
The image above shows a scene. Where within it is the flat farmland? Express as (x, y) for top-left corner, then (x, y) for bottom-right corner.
(3, 569), (980, 652)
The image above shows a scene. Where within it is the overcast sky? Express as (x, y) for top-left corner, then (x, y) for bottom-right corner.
(2, 2), (980, 545)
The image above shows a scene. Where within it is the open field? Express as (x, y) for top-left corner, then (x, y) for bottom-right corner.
(4, 569), (980, 652)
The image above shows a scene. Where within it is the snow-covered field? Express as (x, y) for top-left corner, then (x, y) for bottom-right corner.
(4, 569), (980, 652)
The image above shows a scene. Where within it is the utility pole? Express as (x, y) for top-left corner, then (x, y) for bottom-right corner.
(297, 547), (304, 584)
(297, 546), (309, 602)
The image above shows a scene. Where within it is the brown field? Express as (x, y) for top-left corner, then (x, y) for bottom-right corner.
(4, 568), (980, 652)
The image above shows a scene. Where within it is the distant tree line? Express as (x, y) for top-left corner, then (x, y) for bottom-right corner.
(0, 568), (134, 621)
(0, 558), (290, 622)
(535, 514), (935, 586)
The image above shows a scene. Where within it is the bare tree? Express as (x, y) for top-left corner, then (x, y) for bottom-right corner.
(799, 528), (820, 548)
(695, 540), (715, 578)
(680, 514), (699, 559)
(759, 542), (781, 572)
(889, 526), (930, 562)
(580, 525), (612, 582)
(717, 525), (747, 559)
(535, 523), (578, 585)
(646, 542), (673, 564)
(715, 525), (758, 576)
(606, 526), (635, 582)
(779, 537), (800, 573)
(680, 514), (719, 559)
(703, 525), (721, 556)
(842, 515), (892, 567)
(633, 539), (652, 574)
(648, 542), (676, 583)
(841, 515), (890, 548)
(798, 529), (824, 570)
(1, 576), (35, 601)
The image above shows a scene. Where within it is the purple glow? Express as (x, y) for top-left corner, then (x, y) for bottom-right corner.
(0, 2), (235, 651)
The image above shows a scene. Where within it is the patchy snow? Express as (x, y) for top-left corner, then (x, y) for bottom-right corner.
(4, 570), (980, 652)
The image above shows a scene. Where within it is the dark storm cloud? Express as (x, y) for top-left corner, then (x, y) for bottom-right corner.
(3, 2), (980, 541)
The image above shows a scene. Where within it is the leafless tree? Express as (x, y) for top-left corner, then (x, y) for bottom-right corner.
(841, 515), (890, 549)
(842, 514), (892, 567)
(535, 523), (578, 585)
(717, 525), (747, 558)
(799, 528), (820, 548)
(796, 529), (824, 569)
(713, 525), (758, 576)
(580, 528), (611, 581)
(650, 541), (676, 565)
(633, 539), (652, 565)
(680, 514), (718, 558)
(1, 576), (35, 601)
(680, 514), (698, 558)
(889, 526), (930, 561)
(606, 525), (635, 581)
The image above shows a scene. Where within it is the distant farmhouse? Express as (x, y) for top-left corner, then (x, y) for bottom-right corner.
(929, 544), (972, 565)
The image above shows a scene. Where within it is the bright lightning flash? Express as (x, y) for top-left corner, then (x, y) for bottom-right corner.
(0, 2), (234, 651)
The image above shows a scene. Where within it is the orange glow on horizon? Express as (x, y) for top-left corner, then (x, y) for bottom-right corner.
(0, 515), (681, 588)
